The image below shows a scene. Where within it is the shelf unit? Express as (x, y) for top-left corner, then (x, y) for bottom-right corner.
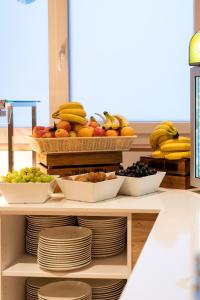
(0, 206), (134, 300)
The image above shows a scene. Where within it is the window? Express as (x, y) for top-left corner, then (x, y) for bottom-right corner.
(69, 0), (194, 121)
(0, 0), (49, 127)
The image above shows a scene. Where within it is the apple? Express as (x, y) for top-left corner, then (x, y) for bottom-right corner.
(77, 126), (94, 137)
(33, 126), (49, 138)
(42, 131), (53, 138)
(57, 120), (71, 132)
(55, 129), (69, 138)
(32, 126), (46, 138)
(93, 126), (106, 136)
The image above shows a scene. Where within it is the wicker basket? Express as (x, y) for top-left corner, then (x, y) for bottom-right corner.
(26, 135), (136, 153)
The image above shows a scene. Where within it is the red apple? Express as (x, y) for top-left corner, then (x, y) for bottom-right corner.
(93, 127), (106, 137)
(42, 131), (53, 138)
(33, 126), (46, 138)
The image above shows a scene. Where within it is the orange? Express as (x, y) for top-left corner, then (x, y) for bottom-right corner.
(120, 126), (135, 136)
(105, 130), (119, 137)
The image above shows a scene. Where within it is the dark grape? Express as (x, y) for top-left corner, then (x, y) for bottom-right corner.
(116, 161), (157, 178)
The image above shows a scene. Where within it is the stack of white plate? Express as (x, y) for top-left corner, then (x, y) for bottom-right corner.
(38, 281), (92, 300)
(26, 278), (61, 300)
(84, 279), (126, 300)
(26, 215), (77, 256)
(38, 226), (92, 271)
(77, 216), (127, 258)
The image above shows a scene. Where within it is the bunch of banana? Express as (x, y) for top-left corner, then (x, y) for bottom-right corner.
(52, 102), (87, 125)
(151, 136), (191, 160)
(95, 112), (129, 130)
(150, 121), (179, 150)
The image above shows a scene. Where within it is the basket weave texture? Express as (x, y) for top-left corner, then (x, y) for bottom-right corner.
(26, 136), (136, 153)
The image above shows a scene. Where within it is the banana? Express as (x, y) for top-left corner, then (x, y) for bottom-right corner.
(103, 112), (120, 130)
(59, 109), (86, 117)
(114, 115), (129, 127)
(165, 151), (191, 160)
(160, 136), (191, 147)
(157, 134), (173, 147)
(151, 150), (167, 159)
(162, 121), (177, 132)
(59, 114), (87, 125)
(58, 102), (84, 111)
(52, 112), (60, 119)
(160, 142), (191, 152)
(101, 112), (113, 130)
(90, 116), (98, 122)
(154, 124), (177, 135)
(150, 128), (173, 150)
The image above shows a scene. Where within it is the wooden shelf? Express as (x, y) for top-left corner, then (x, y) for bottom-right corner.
(3, 250), (128, 279)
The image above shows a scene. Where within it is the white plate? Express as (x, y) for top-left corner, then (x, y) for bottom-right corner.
(38, 259), (92, 271)
(39, 226), (92, 241)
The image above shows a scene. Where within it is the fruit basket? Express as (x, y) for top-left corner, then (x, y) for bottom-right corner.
(26, 135), (136, 153)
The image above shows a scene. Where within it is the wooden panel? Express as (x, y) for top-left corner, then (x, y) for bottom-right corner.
(195, 0), (200, 32)
(132, 213), (157, 221)
(140, 156), (190, 176)
(131, 214), (157, 267)
(160, 174), (191, 190)
(132, 220), (156, 242)
(39, 152), (122, 167)
(39, 163), (120, 176)
(48, 0), (69, 122)
(132, 242), (144, 267)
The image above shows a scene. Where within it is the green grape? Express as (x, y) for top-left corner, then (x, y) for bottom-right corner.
(11, 178), (19, 183)
(35, 177), (42, 183)
(30, 177), (37, 183)
(1, 167), (54, 184)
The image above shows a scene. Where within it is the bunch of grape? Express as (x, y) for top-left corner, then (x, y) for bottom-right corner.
(1, 167), (53, 183)
(116, 161), (157, 178)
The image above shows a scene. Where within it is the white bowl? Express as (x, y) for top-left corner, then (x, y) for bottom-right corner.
(57, 174), (125, 203)
(118, 171), (166, 196)
(0, 180), (56, 204)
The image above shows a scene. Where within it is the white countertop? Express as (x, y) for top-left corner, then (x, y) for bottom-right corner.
(120, 188), (200, 300)
(0, 189), (200, 299)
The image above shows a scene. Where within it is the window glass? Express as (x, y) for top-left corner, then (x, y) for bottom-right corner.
(0, 0), (49, 127)
(69, 0), (193, 121)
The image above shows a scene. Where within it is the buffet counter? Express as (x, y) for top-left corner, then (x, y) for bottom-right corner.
(0, 188), (199, 300)
(120, 188), (199, 300)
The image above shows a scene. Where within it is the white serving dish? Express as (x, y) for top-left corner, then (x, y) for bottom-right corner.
(57, 174), (125, 203)
(119, 171), (166, 196)
(0, 180), (56, 204)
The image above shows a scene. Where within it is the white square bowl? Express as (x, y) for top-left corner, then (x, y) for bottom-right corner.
(118, 171), (166, 197)
(0, 180), (56, 204)
(56, 174), (125, 203)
